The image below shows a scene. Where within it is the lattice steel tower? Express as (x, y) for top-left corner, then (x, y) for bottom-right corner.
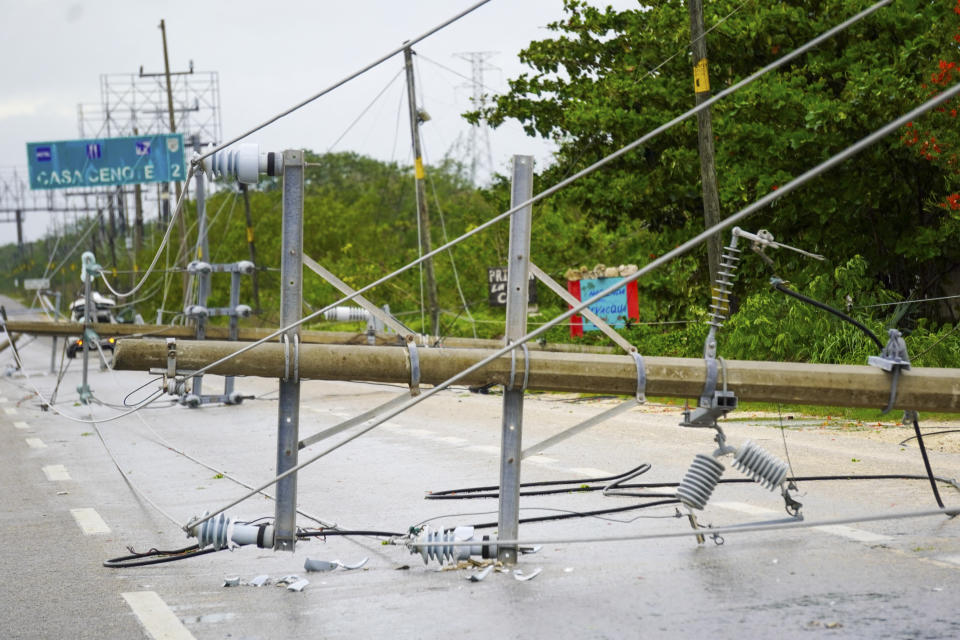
(454, 51), (497, 185)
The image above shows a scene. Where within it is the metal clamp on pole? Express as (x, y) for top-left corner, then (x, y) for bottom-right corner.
(406, 337), (421, 396)
(281, 334), (300, 383)
(165, 338), (177, 394)
(631, 350), (647, 404)
(868, 328), (911, 414)
(506, 342), (530, 393)
(292, 334), (300, 384)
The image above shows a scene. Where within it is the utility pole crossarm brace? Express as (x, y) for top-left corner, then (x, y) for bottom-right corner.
(303, 254), (414, 339)
(529, 262), (636, 355)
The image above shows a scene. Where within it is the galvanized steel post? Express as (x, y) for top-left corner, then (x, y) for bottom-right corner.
(497, 155), (533, 565)
(50, 291), (61, 374)
(78, 259), (94, 403)
(224, 270), (240, 399)
(274, 149), (305, 551)
(192, 138), (209, 398)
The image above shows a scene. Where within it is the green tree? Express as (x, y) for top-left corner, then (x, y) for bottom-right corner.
(470, 0), (960, 309)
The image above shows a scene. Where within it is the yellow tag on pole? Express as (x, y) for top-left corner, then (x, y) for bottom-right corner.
(693, 58), (710, 93)
(415, 157), (425, 180)
(246, 226), (255, 243)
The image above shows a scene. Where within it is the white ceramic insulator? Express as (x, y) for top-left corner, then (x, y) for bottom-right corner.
(203, 144), (283, 184)
(323, 306), (370, 323)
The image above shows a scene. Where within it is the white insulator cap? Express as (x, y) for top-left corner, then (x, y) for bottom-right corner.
(234, 304), (252, 318)
(234, 260), (256, 275)
(187, 260), (212, 275)
(202, 143), (283, 184)
(184, 305), (209, 318)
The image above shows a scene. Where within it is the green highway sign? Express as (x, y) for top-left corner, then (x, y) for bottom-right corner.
(26, 134), (186, 190)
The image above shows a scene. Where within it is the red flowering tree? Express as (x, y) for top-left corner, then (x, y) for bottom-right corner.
(902, 0), (960, 212)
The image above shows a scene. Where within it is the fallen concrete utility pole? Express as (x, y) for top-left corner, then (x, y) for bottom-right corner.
(114, 338), (960, 413)
(2, 319), (616, 354)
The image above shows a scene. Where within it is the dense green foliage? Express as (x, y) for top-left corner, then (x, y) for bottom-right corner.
(3, 1), (960, 368)
(470, 0), (960, 305)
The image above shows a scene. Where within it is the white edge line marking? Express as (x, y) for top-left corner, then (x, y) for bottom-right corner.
(122, 591), (196, 640)
(70, 507), (110, 535)
(13, 421), (29, 430)
(43, 464), (71, 481)
(25, 437), (46, 449)
(715, 501), (891, 542)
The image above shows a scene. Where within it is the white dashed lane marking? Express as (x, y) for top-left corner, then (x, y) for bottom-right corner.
(13, 421), (29, 430)
(122, 591), (196, 640)
(4, 407), (17, 415)
(42, 465), (71, 481)
(70, 508), (110, 535)
(25, 437), (46, 449)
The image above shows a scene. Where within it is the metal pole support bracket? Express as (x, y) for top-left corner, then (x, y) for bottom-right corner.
(506, 342), (530, 393)
(631, 350), (647, 403)
(282, 334), (300, 383)
(868, 328), (911, 414)
(406, 337), (421, 396)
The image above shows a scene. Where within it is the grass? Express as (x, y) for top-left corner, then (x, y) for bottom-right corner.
(641, 396), (960, 426)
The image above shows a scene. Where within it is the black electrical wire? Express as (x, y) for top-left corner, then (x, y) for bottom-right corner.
(771, 279), (884, 350)
(427, 463), (653, 498)
(470, 499), (681, 530)
(769, 278), (951, 510)
(899, 429), (960, 447)
(910, 414), (947, 509)
(427, 467), (960, 501)
(103, 544), (219, 568)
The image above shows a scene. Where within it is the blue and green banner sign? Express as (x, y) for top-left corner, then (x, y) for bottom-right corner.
(27, 134), (186, 190)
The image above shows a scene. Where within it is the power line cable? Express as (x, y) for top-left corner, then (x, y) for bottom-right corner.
(405, 507), (959, 549)
(421, 121), (478, 337)
(856, 293), (960, 309)
(178, 2), (894, 389)
(0, 320), (166, 423)
(195, 0), (494, 164)
(98, 163), (196, 299)
(184, 76), (960, 533)
(328, 69), (405, 152)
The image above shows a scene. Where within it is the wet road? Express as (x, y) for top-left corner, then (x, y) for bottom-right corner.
(2, 298), (959, 639)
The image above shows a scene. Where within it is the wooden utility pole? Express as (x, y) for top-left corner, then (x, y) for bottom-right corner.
(158, 19), (188, 292)
(132, 129), (145, 252)
(240, 183), (261, 313)
(106, 197), (117, 267)
(688, 0), (723, 286)
(403, 46), (440, 336)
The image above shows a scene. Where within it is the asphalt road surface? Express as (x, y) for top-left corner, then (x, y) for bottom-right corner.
(2, 296), (959, 639)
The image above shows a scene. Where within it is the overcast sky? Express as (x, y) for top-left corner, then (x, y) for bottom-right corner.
(0, 0), (639, 242)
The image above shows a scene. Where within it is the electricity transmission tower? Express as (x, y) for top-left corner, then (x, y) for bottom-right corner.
(454, 51), (497, 185)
